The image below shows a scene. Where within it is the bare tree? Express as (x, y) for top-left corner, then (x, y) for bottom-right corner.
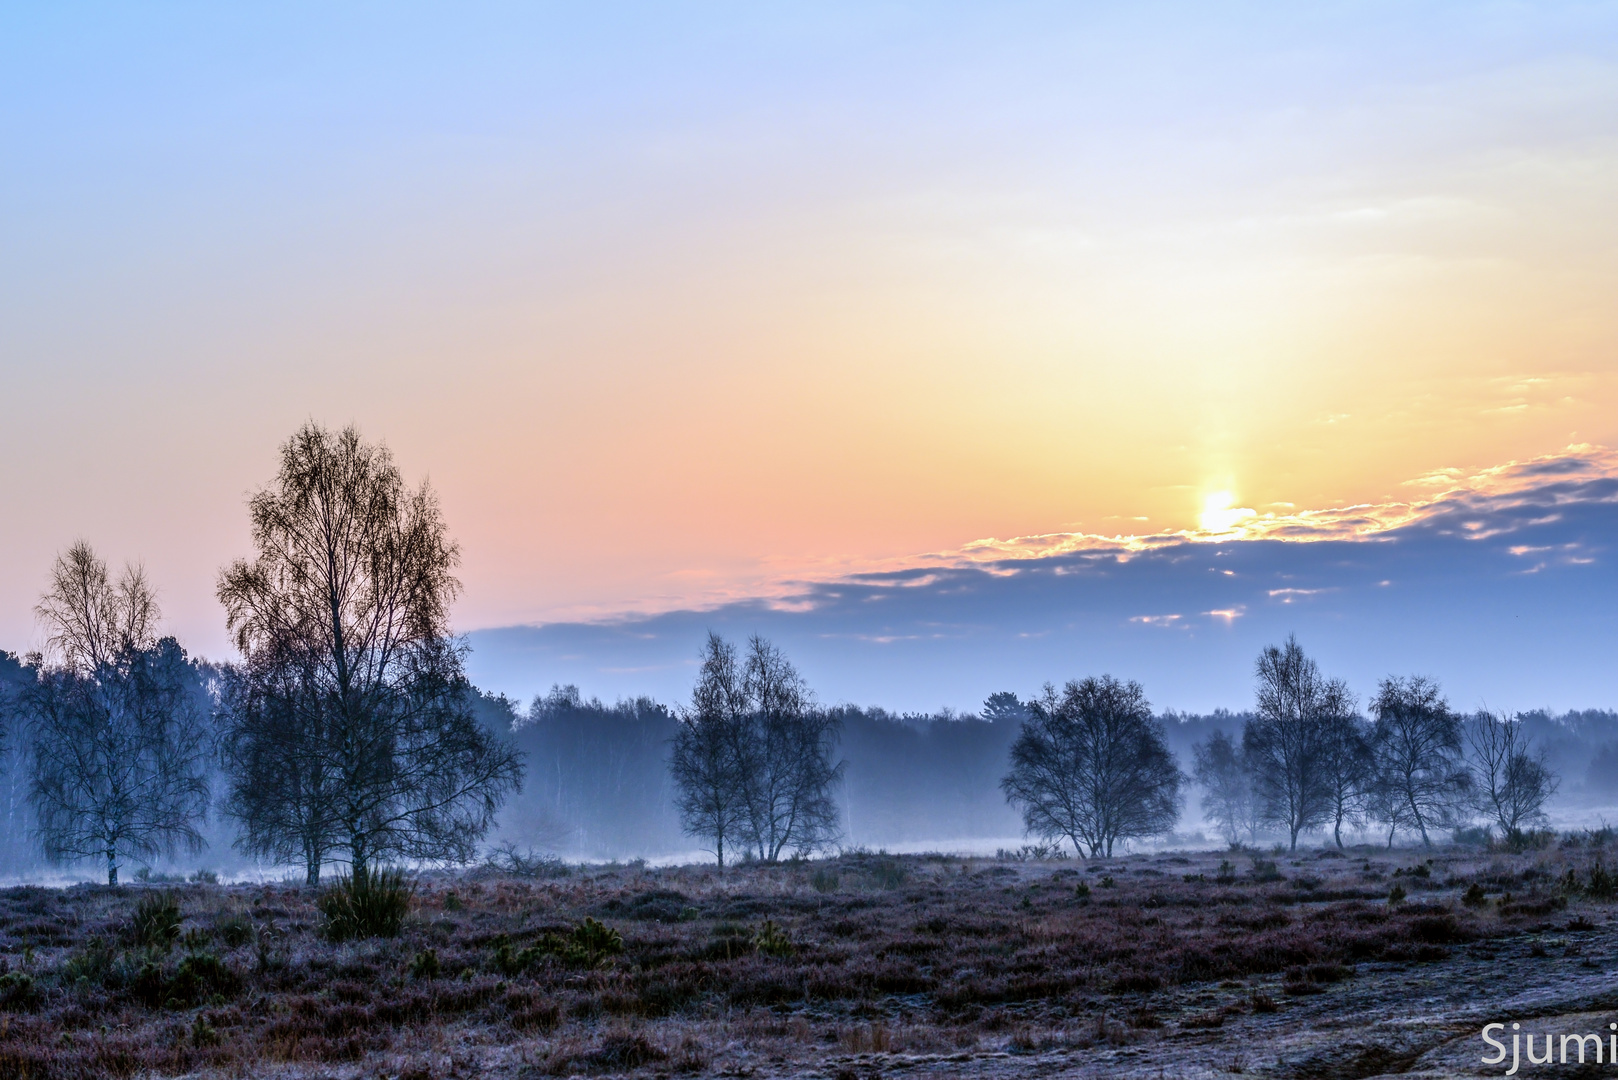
(1192, 730), (1254, 846)
(1319, 711), (1374, 849)
(1241, 635), (1344, 851)
(217, 423), (523, 884)
(733, 636), (843, 862)
(1466, 710), (1557, 839)
(22, 545), (210, 885)
(670, 633), (749, 867)
(1002, 675), (1182, 858)
(668, 633), (843, 864)
(1368, 675), (1469, 847)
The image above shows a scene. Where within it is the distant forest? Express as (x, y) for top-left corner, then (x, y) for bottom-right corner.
(5, 644), (1615, 874)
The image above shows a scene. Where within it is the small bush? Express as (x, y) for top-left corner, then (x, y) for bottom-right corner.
(1250, 859), (1283, 883)
(1073, 882), (1091, 899)
(810, 867), (840, 894)
(168, 951), (239, 1006)
(1388, 883), (1407, 905)
(189, 869), (219, 885)
(0, 971), (40, 1011)
(1504, 828), (1555, 853)
(1215, 860), (1236, 885)
(408, 949), (441, 980)
(318, 866), (413, 941)
(569, 918), (623, 966)
(484, 841), (568, 879)
(1461, 883), (1488, 907)
(753, 920), (794, 958)
(1588, 862), (1616, 900)
(129, 892), (183, 951)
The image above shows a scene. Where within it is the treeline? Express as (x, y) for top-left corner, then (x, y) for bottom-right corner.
(2, 420), (1616, 882)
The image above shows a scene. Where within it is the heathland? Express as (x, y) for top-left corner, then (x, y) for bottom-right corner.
(4, 839), (1618, 1079)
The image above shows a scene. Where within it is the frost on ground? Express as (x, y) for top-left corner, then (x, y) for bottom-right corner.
(1, 843), (1615, 1079)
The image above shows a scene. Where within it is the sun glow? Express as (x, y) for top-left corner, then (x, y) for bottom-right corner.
(1198, 490), (1257, 534)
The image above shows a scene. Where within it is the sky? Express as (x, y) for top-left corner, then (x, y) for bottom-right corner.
(3, 4), (1616, 710)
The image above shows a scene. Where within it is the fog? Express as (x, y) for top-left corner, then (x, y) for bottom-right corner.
(6, 639), (1618, 882)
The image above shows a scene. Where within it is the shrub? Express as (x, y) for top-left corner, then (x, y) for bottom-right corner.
(810, 867), (840, 894)
(1214, 860), (1236, 885)
(568, 918), (623, 966)
(168, 952), (239, 1006)
(1461, 883), (1488, 907)
(129, 892), (183, 951)
(1250, 859), (1283, 883)
(189, 869), (219, 884)
(408, 949), (441, 980)
(318, 866), (413, 940)
(0, 971), (39, 1011)
(753, 920), (794, 958)
(1589, 862), (1616, 900)
(1388, 884), (1407, 905)
(62, 937), (119, 986)
(483, 841), (568, 879)
(1073, 882), (1091, 900)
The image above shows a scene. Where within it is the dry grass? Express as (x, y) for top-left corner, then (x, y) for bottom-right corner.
(0, 843), (1609, 1078)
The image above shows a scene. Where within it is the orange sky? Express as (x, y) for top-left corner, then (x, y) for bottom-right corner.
(2, 5), (1616, 658)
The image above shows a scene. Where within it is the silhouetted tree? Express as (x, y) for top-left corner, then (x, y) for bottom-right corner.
(1466, 710), (1557, 838)
(1319, 712), (1374, 849)
(668, 633), (843, 864)
(981, 691), (1029, 725)
(21, 544), (210, 884)
(671, 634), (748, 866)
(1368, 675), (1469, 847)
(218, 423), (522, 884)
(1192, 730), (1254, 846)
(1242, 636), (1347, 851)
(1002, 675), (1181, 857)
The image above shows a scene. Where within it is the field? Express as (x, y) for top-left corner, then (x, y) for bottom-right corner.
(2, 842), (1617, 1079)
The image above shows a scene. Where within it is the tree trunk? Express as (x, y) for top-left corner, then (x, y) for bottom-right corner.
(107, 848), (117, 887)
(1334, 815), (1344, 849)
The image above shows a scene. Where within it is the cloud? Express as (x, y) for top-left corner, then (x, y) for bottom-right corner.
(466, 446), (1618, 714)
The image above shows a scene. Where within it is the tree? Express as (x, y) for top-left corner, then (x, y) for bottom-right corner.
(1241, 635), (1345, 851)
(668, 633), (843, 864)
(1192, 730), (1254, 846)
(217, 423), (523, 884)
(1466, 710), (1557, 839)
(21, 544), (210, 885)
(1318, 712), (1374, 849)
(670, 633), (749, 867)
(981, 692), (1029, 725)
(1368, 675), (1469, 847)
(1001, 675), (1182, 858)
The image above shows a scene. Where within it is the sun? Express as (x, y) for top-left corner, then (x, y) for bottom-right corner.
(1198, 489), (1257, 533)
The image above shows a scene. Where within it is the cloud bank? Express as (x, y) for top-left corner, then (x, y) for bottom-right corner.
(467, 447), (1618, 714)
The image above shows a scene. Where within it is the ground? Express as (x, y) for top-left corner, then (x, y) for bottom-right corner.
(2, 841), (1616, 1079)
